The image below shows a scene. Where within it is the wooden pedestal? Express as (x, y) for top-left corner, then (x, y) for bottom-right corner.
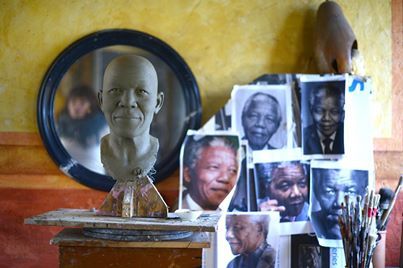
(52, 228), (210, 268)
(25, 209), (220, 268)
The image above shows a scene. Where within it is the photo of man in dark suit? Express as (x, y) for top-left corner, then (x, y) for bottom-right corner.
(303, 82), (345, 155)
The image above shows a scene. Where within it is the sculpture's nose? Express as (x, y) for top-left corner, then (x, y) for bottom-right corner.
(119, 89), (137, 108)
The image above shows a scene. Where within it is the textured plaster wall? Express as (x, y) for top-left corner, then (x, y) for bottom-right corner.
(0, 0), (392, 137)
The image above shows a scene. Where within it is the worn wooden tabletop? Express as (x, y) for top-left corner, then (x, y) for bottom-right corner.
(25, 208), (220, 232)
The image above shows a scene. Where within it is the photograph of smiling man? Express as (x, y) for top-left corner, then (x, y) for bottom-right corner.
(300, 76), (346, 156)
(179, 133), (240, 211)
(232, 84), (292, 153)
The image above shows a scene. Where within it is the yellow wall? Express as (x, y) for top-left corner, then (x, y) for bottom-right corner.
(0, 0), (392, 137)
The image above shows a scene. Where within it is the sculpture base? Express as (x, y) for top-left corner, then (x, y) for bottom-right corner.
(83, 228), (193, 241)
(97, 176), (168, 218)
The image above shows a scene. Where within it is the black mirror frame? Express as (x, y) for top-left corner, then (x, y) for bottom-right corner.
(37, 29), (201, 191)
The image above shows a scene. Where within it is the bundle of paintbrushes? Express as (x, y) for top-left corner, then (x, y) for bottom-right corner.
(338, 190), (379, 268)
(338, 175), (403, 268)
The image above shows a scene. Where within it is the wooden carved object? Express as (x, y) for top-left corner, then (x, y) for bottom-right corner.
(98, 176), (168, 218)
(314, 1), (360, 74)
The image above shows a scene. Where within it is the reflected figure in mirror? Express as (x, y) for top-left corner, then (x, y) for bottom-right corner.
(56, 85), (108, 172)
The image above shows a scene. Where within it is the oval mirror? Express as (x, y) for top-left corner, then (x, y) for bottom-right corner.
(38, 29), (201, 191)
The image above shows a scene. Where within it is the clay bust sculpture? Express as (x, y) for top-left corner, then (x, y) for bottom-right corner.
(97, 55), (168, 218)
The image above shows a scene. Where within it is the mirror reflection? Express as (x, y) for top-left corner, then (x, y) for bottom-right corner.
(54, 45), (186, 175)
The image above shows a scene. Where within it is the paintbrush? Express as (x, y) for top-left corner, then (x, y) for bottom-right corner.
(365, 233), (378, 268)
(354, 195), (362, 268)
(380, 175), (403, 230)
(377, 187), (394, 229)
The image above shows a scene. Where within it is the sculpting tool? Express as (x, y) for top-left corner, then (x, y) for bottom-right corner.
(380, 175), (403, 230)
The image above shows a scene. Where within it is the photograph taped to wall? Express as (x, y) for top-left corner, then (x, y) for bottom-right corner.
(291, 234), (330, 268)
(178, 130), (241, 211)
(216, 211), (280, 268)
(231, 84), (293, 153)
(228, 141), (249, 212)
(252, 74), (301, 149)
(299, 74), (347, 158)
(309, 159), (371, 248)
(253, 148), (312, 235)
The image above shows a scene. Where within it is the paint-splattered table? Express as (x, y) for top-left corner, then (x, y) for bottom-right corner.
(25, 209), (220, 268)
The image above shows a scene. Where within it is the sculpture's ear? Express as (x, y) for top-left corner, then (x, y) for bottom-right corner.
(154, 92), (164, 114)
(183, 167), (191, 184)
(98, 91), (103, 107)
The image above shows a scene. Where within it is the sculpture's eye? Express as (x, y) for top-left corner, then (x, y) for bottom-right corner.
(136, 88), (149, 96)
(108, 88), (121, 95)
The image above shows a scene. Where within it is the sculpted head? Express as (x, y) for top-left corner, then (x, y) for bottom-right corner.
(100, 55), (164, 139)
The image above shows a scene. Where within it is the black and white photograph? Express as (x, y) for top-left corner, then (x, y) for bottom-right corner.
(179, 131), (241, 211)
(228, 141), (249, 212)
(300, 75), (346, 157)
(291, 234), (330, 268)
(231, 84), (292, 152)
(309, 160), (369, 247)
(253, 148), (311, 234)
(216, 212), (280, 268)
